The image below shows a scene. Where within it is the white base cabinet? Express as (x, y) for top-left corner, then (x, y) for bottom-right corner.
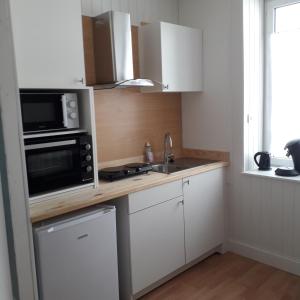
(10, 0), (85, 88)
(114, 169), (225, 299)
(113, 180), (185, 300)
(183, 168), (225, 264)
(130, 196), (185, 294)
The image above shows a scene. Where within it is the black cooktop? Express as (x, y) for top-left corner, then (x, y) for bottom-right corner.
(98, 163), (153, 181)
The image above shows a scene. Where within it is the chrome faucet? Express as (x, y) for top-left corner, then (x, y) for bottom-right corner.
(164, 132), (174, 164)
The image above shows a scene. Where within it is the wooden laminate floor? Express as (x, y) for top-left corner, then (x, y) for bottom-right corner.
(141, 252), (300, 300)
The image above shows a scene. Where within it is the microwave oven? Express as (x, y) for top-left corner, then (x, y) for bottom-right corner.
(24, 133), (94, 197)
(20, 91), (80, 133)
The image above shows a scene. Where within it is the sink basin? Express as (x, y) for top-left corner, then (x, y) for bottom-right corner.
(151, 158), (218, 174)
(152, 164), (189, 174)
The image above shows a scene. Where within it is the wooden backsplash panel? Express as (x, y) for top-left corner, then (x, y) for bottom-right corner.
(94, 89), (182, 163)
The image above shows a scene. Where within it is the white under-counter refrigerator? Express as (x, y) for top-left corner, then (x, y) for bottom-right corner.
(33, 205), (119, 300)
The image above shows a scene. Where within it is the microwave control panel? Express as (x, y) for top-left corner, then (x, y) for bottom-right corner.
(63, 93), (80, 129)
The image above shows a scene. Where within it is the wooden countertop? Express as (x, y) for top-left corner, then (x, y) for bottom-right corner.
(30, 161), (228, 223)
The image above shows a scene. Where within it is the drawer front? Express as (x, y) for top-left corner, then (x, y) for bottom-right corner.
(128, 180), (183, 214)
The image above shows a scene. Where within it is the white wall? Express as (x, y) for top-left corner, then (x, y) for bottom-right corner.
(81, 0), (179, 25)
(179, 0), (234, 151)
(179, 0), (300, 276)
(0, 177), (13, 300)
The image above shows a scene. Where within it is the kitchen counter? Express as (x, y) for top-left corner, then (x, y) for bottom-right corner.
(30, 160), (228, 223)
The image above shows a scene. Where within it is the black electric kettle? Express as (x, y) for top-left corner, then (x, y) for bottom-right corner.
(254, 152), (271, 170)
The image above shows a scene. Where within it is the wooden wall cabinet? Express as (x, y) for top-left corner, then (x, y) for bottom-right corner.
(139, 22), (203, 93)
(183, 168), (225, 263)
(10, 0), (85, 88)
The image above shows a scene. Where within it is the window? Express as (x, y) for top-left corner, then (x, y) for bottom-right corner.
(265, 0), (300, 166)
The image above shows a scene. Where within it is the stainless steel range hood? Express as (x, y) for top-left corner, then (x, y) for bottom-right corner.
(92, 11), (153, 90)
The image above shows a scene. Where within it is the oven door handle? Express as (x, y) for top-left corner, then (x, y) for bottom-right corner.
(61, 95), (68, 128)
(25, 140), (76, 150)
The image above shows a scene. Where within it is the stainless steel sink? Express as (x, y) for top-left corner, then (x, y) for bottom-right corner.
(151, 158), (218, 174)
(152, 164), (189, 174)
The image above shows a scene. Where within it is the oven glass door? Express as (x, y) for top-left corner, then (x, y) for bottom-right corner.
(21, 93), (65, 132)
(25, 139), (81, 196)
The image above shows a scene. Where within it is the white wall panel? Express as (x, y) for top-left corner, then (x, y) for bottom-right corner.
(81, 0), (179, 24)
(120, 0), (130, 13)
(231, 175), (300, 275)
(103, 0), (113, 12)
(81, 0), (92, 16)
(136, 0), (144, 24)
(282, 182), (295, 258)
(259, 178), (273, 251)
(179, 0), (232, 151)
(111, 0), (120, 11)
(270, 182), (284, 253)
(294, 186), (300, 258)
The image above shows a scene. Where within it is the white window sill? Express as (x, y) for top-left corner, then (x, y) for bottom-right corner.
(242, 168), (300, 183)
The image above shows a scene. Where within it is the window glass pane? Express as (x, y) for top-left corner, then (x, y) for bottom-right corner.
(268, 3), (300, 158)
(270, 32), (300, 157)
(275, 2), (300, 32)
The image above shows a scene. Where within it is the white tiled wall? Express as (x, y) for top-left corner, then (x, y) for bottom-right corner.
(81, 0), (179, 25)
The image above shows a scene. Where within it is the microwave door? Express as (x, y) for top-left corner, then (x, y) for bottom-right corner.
(21, 93), (65, 133)
(25, 139), (81, 196)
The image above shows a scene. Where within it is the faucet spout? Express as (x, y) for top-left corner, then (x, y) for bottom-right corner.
(164, 132), (174, 164)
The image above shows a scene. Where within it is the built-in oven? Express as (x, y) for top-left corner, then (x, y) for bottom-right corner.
(20, 91), (80, 133)
(24, 133), (94, 197)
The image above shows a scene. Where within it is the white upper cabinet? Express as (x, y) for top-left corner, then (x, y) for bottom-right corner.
(139, 22), (202, 93)
(10, 0), (85, 88)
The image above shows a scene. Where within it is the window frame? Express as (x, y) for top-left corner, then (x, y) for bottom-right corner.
(264, 0), (300, 167)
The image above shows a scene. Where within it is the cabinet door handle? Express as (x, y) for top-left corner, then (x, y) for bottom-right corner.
(178, 200), (184, 206)
(183, 180), (190, 186)
(75, 78), (84, 84)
